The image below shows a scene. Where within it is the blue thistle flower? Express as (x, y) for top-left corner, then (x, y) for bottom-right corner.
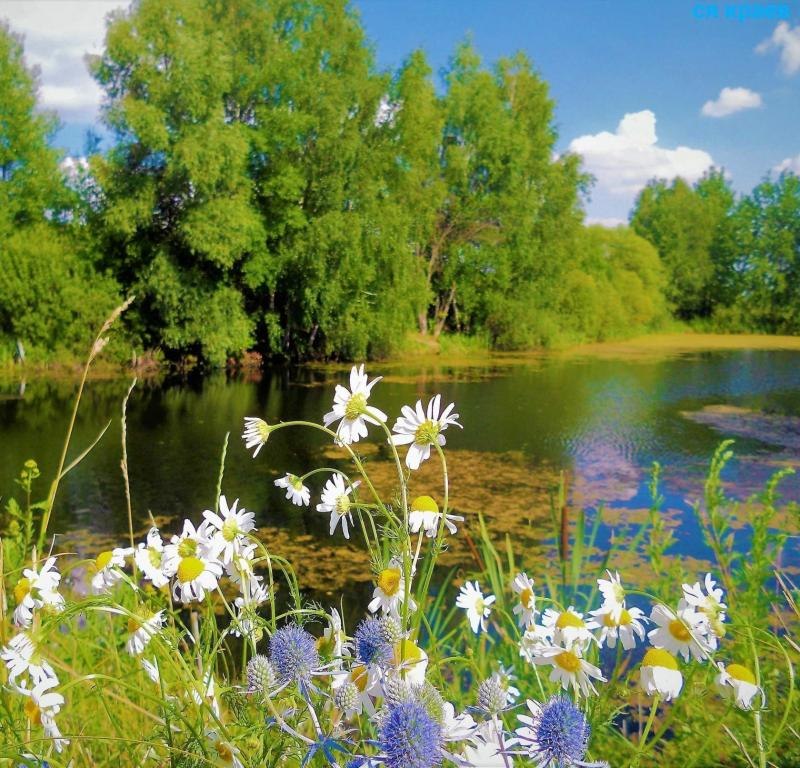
(379, 701), (443, 768)
(269, 624), (320, 684)
(354, 617), (392, 666)
(517, 696), (591, 767)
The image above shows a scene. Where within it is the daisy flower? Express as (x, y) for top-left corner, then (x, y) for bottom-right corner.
(530, 642), (606, 698)
(141, 657), (160, 684)
(232, 577), (270, 638)
(207, 729), (244, 768)
(390, 394), (462, 470)
(126, 610), (165, 656)
(90, 547), (132, 594)
(163, 519), (221, 575)
(540, 607), (595, 649)
(441, 700), (477, 742)
(648, 601), (711, 662)
(274, 473), (311, 506)
(392, 639), (429, 685)
(640, 648), (683, 701)
(682, 573), (727, 646)
(587, 605), (647, 650)
(225, 542), (258, 585)
(316, 473), (360, 539)
(511, 572), (537, 628)
(203, 495), (256, 565)
(173, 551), (223, 603)
(715, 662), (763, 710)
(135, 527), (173, 588)
(597, 570), (627, 623)
(322, 364), (387, 445)
(13, 557), (65, 628)
(515, 697), (592, 767)
(408, 495), (463, 538)
(242, 417), (272, 457)
(456, 581), (496, 634)
(317, 608), (350, 666)
(519, 623), (553, 663)
(15, 676), (68, 753)
(1, 632), (56, 685)
(462, 720), (509, 768)
(368, 560), (416, 617)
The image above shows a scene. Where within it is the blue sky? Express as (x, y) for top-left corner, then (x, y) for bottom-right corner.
(2, 0), (799, 223)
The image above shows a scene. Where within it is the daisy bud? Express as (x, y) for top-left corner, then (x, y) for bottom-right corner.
(242, 417), (273, 458)
(246, 654), (276, 694)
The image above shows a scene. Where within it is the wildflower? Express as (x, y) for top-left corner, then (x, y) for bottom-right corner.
(441, 701), (477, 741)
(369, 559), (416, 617)
(15, 677), (68, 753)
(515, 697), (592, 767)
(323, 364), (387, 445)
(126, 610), (164, 656)
(269, 624), (320, 685)
(242, 417), (272, 457)
(317, 608), (349, 665)
(379, 701), (443, 768)
(355, 617), (393, 666)
(90, 547), (132, 594)
(640, 648), (683, 701)
(141, 657), (160, 684)
(247, 654), (277, 694)
(13, 557), (65, 628)
(682, 573), (727, 647)
(206, 730), (244, 768)
(408, 495), (463, 538)
(335, 679), (364, 718)
(597, 570), (626, 624)
(135, 527), (173, 588)
(519, 624), (553, 663)
(391, 395), (461, 470)
(164, 519), (224, 602)
(715, 662), (763, 710)
(232, 576), (270, 638)
(203, 496), (256, 565)
(463, 720), (509, 768)
(540, 607), (595, 649)
(164, 519), (220, 570)
(316, 473), (359, 539)
(225, 541), (257, 585)
(1, 632), (56, 685)
(392, 639), (429, 685)
(647, 602), (711, 662)
(586, 605), (647, 650)
(478, 668), (519, 715)
(530, 642), (606, 698)
(456, 581), (495, 634)
(511, 572), (537, 628)
(275, 473), (311, 506)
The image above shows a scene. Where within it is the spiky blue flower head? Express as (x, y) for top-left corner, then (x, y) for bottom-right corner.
(354, 616), (392, 666)
(269, 624), (319, 684)
(523, 696), (590, 766)
(379, 701), (443, 768)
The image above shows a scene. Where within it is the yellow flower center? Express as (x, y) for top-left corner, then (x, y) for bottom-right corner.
(414, 419), (440, 446)
(14, 577), (31, 604)
(335, 495), (350, 516)
(377, 568), (402, 597)
(177, 556), (205, 584)
(555, 650), (582, 673)
(95, 550), (115, 572)
(394, 639), (423, 667)
(344, 392), (367, 421)
(603, 609), (632, 627)
(177, 538), (197, 558)
(221, 517), (239, 543)
(727, 663), (756, 685)
(411, 495), (439, 514)
(519, 588), (534, 609)
(24, 698), (42, 725)
(290, 475), (304, 490)
(668, 619), (691, 642)
(555, 611), (585, 630)
(643, 648), (679, 670)
(351, 664), (369, 692)
(128, 616), (142, 634)
(215, 740), (234, 762)
(148, 548), (162, 568)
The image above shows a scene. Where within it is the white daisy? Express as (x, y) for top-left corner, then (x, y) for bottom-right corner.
(648, 601), (711, 662)
(519, 624), (553, 663)
(242, 417), (272, 457)
(540, 607), (595, 649)
(715, 662), (763, 710)
(640, 648), (683, 701)
(316, 473), (360, 539)
(163, 519), (221, 575)
(206, 729), (244, 768)
(587, 605), (647, 650)
(317, 608), (350, 667)
(462, 720), (509, 768)
(135, 527), (173, 588)
(225, 542), (258, 584)
(13, 557), (65, 628)
(1, 632), (56, 685)
(15, 676), (68, 753)
(126, 611), (165, 656)
(167, 525), (224, 604)
(511, 572), (537, 628)
(322, 364), (387, 445)
(456, 581), (496, 634)
(529, 642), (606, 698)
(683, 573), (727, 647)
(392, 639), (428, 685)
(408, 495), (463, 538)
(141, 657), (160, 684)
(232, 577), (270, 638)
(597, 570), (627, 623)
(390, 394), (462, 470)
(441, 701), (477, 741)
(274, 473), (311, 506)
(203, 495), (256, 565)
(368, 560), (416, 617)
(90, 547), (132, 594)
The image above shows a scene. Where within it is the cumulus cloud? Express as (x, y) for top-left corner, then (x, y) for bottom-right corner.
(756, 22), (800, 75)
(568, 110), (714, 199)
(0, 1), (128, 119)
(701, 87), (762, 118)
(774, 154), (800, 174)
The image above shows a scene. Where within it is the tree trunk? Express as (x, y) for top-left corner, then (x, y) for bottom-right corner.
(433, 283), (456, 339)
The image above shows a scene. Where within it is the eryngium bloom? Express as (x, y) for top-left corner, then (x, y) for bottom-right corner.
(516, 697), (592, 767)
(379, 701), (443, 768)
(269, 625), (319, 685)
(354, 617), (393, 666)
(246, 654), (276, 694)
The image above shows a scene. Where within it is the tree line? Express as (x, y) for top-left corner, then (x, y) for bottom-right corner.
(1, 0), (798, 367)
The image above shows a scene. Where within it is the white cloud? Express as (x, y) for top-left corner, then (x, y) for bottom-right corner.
(756, 22), (800, 75)
(701, 87), (762, 118)
(774, 154), (800, 174)
(568, 110), (714, 201)
(0, 1), (128, 119)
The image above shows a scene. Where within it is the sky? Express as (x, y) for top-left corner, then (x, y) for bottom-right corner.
(1, 0), (799, 224)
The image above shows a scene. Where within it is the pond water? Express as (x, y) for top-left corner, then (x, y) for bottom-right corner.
(1, 345), (799, 602)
